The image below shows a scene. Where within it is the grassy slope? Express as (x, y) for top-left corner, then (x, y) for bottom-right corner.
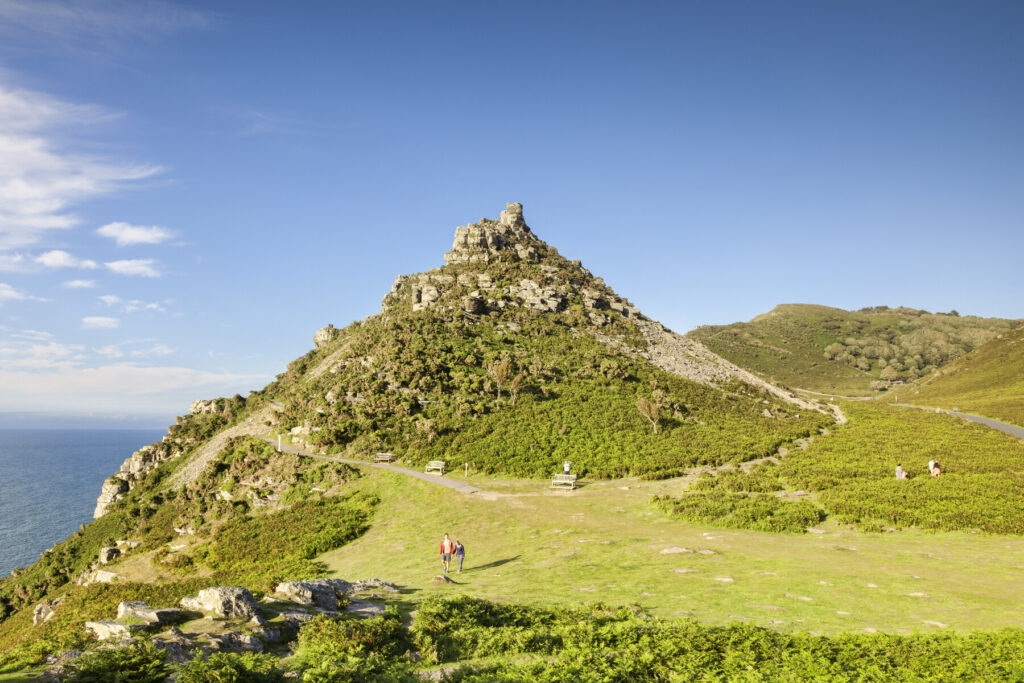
(267, 293), (829, 481)
(321, 464), (1024, 635)
(891, 325), (1024, 428)
(687, 304), (1018, 395)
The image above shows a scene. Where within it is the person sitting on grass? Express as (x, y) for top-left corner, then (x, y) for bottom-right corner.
(931, 462), (942, 477)
(440, 533), (454, 574)
(896, 464), (904, 479)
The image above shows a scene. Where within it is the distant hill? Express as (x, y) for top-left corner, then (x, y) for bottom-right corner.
(892, 324), (1024, 427)
(687, 304), (1020, 396)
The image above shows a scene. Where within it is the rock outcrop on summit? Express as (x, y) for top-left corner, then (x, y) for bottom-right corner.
(379, 202), (818, 411)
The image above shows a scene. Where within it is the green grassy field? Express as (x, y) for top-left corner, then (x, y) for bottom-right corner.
(320, 463), (1024, 635)
(892, 325), (1024, 428)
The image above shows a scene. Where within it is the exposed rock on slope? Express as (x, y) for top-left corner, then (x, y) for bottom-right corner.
(93, 441), (182, 518)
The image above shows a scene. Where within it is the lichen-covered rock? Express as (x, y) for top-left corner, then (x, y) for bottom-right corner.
(85, 620), (144, 641)
(180, 586), (259, 619)
(314, 324), (339, 349)
(94, 442), (180, 518)
(509, 279), (566, 312)
(77, 569), (119, 586)
(462, 293), (486, 314)
(98, 546), (120, 564)
(33, 601), (55, 626)
(444, 202), (536, 265)
(190, 399), (219, 414)
(346, 599), (385, 617)
(117, 601), (185, 625)
(274, 579), (351, 611)
(93, 477), (128, 519)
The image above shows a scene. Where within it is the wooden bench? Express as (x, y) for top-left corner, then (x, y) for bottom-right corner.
(551, 473), (577, 490)
(425, 460), (446, 475)
(373, 452), (393, 463)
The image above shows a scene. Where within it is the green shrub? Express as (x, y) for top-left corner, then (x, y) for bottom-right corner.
(296, 610), (414, 682)
(177, 652), (284, 682)
(63, 641), (167, 682)
(653, 492), (824, 533)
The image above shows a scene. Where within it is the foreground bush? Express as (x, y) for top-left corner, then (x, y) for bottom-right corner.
(295, 609), (415, 682)
(412, 596), (1024, 681)
(63, 641), (167, 682)
(178, 652), (284, 682)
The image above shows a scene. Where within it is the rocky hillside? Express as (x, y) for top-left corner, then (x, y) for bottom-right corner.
(892, 324), (1024, 427)
(688, 303), (1020, 396)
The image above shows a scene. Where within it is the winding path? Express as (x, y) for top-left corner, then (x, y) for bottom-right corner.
(893, 404), (1024, 441)
(260, 438), (480, 494)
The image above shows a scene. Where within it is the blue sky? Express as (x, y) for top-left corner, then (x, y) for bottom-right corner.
(0, 1), (1021, 425)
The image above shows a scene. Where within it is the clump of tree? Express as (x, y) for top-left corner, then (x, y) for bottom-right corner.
(509, 372), (526, 406)
(636, 396), (662, 434)
(488, 358), (514, 401)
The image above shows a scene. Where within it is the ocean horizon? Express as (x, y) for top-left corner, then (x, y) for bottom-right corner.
(0, 429), (165, 576)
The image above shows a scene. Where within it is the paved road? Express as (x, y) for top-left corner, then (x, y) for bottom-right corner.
(893, 404), (1024, 441)
(261, 438), (480, 494)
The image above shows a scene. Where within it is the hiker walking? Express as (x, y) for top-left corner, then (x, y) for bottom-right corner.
(440, 533), (454, 574)
(454, 540), (466, 573)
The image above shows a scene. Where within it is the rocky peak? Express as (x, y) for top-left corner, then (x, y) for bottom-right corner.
(444, 202), (538, 265)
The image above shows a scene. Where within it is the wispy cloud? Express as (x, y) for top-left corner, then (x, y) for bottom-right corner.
(0, 252), (28, 271)
(35, 249), (98, 269)
(62, 278), (95, 288)
(0, 84), (161, 253)
(105, 258), (159, 277)
(0, 0), (211, 48)
(12, 329), (52, 341)
(0, 339), (84, 369)
(97, 221), (173, 246)
(94, 344), (123, 359)
(98, 294), (165, 313)
(0, 282), (46, 305)
(131, 343), (174, 358)
(82, 315), (119, 329)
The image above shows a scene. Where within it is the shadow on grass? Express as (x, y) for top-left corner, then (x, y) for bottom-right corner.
(463, 555), (522, 573)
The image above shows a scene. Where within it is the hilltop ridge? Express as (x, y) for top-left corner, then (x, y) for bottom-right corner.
(689, 304), (1019, 395)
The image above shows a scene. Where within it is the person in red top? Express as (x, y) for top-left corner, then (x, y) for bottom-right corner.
(440, 533), (454, 573)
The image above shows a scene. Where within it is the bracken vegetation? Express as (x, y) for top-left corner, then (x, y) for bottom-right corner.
(269, 312), (829, 480)
(655, 402), (1024, 535)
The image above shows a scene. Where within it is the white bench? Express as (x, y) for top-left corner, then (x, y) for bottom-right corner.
(373, 452), (393, 463)
(551, 473), (577, 490)
(425, 460), (446, 475)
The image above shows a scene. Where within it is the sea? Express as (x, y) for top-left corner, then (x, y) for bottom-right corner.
(0, 429), (165, 576)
